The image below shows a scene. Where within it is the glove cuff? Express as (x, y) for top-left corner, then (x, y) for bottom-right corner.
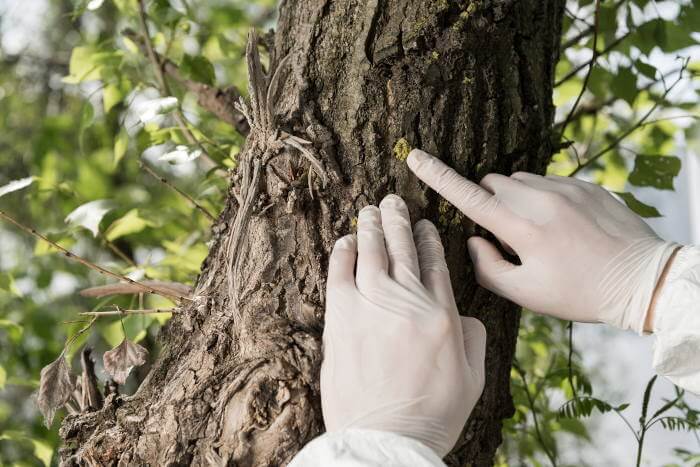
(599, 238), (679, 334)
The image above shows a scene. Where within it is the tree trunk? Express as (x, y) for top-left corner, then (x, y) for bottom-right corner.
(60, 0), (564, 465)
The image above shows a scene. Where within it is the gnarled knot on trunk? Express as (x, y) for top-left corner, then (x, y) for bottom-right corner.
(207, 30), (333, 307)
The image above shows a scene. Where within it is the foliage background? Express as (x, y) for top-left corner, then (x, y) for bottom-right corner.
(0, 0), (698, 465)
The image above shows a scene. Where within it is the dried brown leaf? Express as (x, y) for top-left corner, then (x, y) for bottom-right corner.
(103, 339), (148, 385)
(37, 353), (74, 427)
(79, 280), (191, 299)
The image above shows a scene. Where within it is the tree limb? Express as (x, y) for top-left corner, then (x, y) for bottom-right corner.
(123, 29), (250, 137)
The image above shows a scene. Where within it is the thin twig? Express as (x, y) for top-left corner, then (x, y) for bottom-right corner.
(553, 67), (695, 131)
(556, 32), (631, 88)
(567, 322), (578, 400)
(568, 66), (687, 176)
(122, 29), (249, 136)
(64, 316), (98, 350)
(514, 362), (558, 467)
(0, 210), (191, 303)
(140, 162), (216, 222)
(100, 234), (138, 268)
(559, 0), (628, 52)
(558, 0), (602, 139)
(136, 0), (218, 169)
(80, 308), (177, 316)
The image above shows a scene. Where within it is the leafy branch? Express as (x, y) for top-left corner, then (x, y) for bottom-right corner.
(135, 0), (218, 169)
(0, 210), (191, 303)
(122, 29), (250, 137)
(567, 60), (688, 177)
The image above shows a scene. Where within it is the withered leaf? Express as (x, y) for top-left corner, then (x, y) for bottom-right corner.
(103, 339), (148, 385)
(37, 353), (74, 427)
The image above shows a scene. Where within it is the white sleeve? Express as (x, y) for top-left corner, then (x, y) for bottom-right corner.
(288, 429), (446, 467)
(651, 246), (700, 395)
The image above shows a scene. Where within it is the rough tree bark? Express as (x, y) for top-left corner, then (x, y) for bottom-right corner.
(60, 0), (564, 465)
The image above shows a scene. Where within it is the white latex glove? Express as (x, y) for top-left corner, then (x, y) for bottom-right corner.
(322, 194), (487, 458)
(407, 149), (679, 334)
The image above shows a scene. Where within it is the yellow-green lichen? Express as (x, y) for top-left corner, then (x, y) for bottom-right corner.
(430, 51), (440, 62)
(393, 138), (412, 161)
(452, 2), (480, 30)
(350, 217), (358, 230)
(438, 198), (464, 227)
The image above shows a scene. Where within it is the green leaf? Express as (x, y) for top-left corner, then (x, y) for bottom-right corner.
(63, 47), (123, 84)
(0, 431), (53, 466)
(558, 418), (591, 441)
(587, 68), (613, 99)
(614, 192), (662, 218)
(114, 129), (129, 168)
(113, 0), (137, 14)
(0, 365), (6, 390)
(635, 19), (666, 55)
(105, 209), (154, 241)
(558, 396), (615, 419)
(0, 320), (24, 342)
(641, 375), (658, 423)
(635, 59), (657, 80)
(180, 54), (216, 86)
(0, 273), (22, 297)
(610, 67), (637, 106)
(628, 155), (681, 190)
(79, 102), (95, 152)
(63, 46), (101, 83)
(615, 403), (630, 412)
(598, 5), (619, 38)
(31, 439), (53, 467)
(33, 233), (76, 256)
(103, 83), (125, 113)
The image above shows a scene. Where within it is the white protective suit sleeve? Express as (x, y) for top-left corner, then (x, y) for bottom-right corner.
(651, 245), (700, 395)
(288, 429), (446, 467)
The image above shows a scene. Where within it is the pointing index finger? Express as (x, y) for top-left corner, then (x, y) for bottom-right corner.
(407, 149), (506, 235)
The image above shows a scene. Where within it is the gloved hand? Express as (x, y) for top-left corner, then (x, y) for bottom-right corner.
(322, 194), (487, 458)
(407, 149), (679, 334)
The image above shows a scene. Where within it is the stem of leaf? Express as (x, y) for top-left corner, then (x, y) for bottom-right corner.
(514, 361), (558, 467)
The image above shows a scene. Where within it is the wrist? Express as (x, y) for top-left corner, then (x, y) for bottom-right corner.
(644, 245), (682, 333)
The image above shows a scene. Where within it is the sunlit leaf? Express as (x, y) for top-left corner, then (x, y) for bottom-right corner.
(65, 199), (115, 237)
(0, 176), (34, 198)
(114, 128), (129, 168)
(86, 0), (104, 10)
(103, 83), (125, 113)
(105, 209), (155, 241)
(138, 97), (179, 123)
(159, 145), (202, 164)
